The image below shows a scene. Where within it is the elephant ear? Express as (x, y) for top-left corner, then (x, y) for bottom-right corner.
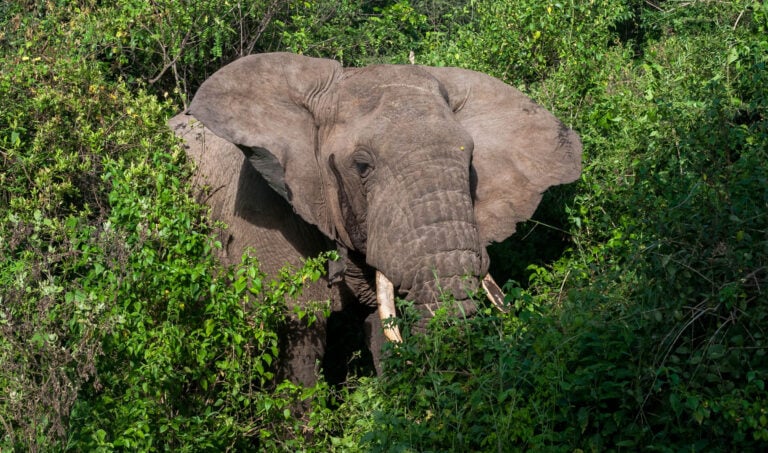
(188, 52), (343, 237)
(424, 66), (582, 245)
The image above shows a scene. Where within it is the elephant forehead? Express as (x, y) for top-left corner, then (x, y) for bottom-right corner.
(335, 88), (454, 129)
(327, 107), (470, 153)
(338, 65), (446, 109)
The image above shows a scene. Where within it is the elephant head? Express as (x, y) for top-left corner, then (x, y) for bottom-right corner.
(187, 52), (581, 339)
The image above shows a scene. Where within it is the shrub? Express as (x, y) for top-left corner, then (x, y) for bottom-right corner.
(1, 5), (334, 449)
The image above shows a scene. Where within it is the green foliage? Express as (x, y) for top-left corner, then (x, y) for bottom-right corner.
(509, 0), (767, 448)
(67, 0), (287, 103)
(328, 1), (768, 451)
(414, 0), (634, 83)
(66, 246), (336, 450)
(0, 5), (334, 449)
(0, 10), (177, 445)
(2, 0), (768, 450)
(275, 0), (429, 65)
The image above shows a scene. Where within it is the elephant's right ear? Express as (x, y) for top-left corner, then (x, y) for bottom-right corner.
(188, 52), (343, 238)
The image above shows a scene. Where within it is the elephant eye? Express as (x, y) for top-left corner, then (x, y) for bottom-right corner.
(352, 149), (374, 179)
(355, 161), (372, 178)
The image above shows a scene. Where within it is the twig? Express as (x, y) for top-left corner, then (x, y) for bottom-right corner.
(733, 8), (745, 30)
(670, 180), (701, 210)
(637, 301), (718, 422)
(644, 0), (666, 12)
(556, 269), (571, 306)
(743, 267), (765, 294)
(149, 30), (191, 85)
(245, 0), (285, 56)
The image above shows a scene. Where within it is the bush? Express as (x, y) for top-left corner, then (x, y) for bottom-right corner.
(325, 1), (768, 451)
(0, 5), (333, 450)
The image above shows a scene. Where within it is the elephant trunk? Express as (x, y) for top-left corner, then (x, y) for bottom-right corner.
(402, 239), (486, 322)
(366, 148), (489, 325)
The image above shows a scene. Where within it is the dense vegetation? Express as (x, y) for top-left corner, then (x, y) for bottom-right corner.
(1, 0), (766, 450)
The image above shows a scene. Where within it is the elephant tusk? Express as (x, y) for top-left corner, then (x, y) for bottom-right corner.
(376, 271), (403, 342)
(482, 274), (508, 313)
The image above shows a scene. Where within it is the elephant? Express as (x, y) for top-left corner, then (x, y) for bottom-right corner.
(169, 52), (582, 386)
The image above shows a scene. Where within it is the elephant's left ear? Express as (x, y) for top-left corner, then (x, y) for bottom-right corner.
(424, 66), (582, 245)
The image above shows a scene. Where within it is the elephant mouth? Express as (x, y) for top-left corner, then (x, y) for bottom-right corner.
(375, 271), (507, 343)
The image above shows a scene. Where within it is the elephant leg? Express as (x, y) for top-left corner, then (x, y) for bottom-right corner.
(364, 309), (387, 375)
(328, 252), (388, 376)
(323, 303), (378, 384)
(277, 313), (327, 387)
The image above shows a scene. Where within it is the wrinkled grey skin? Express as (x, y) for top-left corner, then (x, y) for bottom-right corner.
(169, 52), (582, 386)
